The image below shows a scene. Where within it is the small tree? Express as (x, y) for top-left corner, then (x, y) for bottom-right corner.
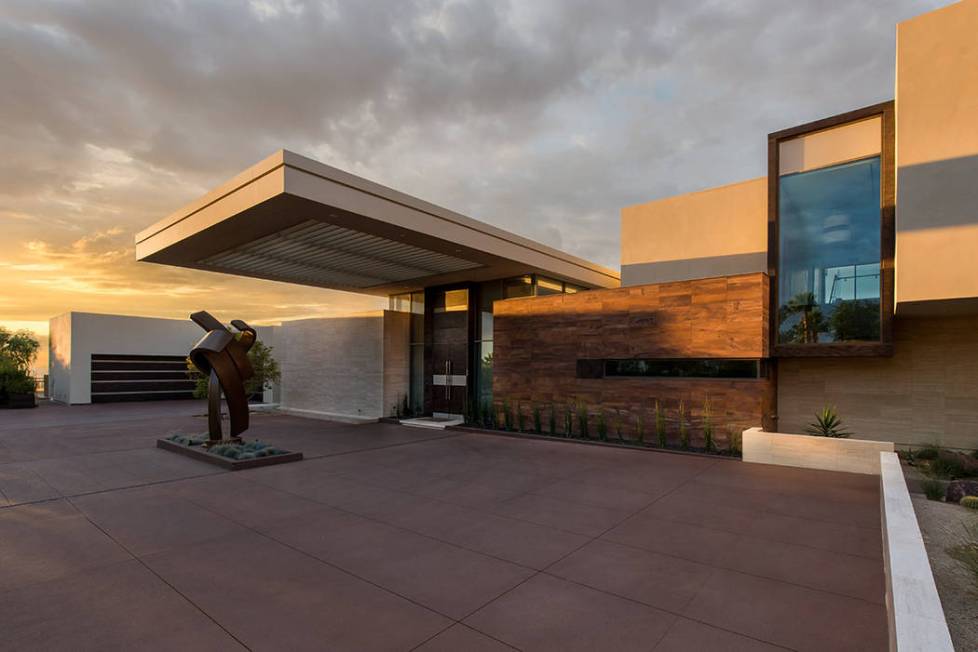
(0, 327), (39, 373)
(0, 328), (39, 402)
(188, 337), (280, 400)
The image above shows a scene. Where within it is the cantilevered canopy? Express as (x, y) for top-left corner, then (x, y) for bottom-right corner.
(136, 150), (620, 295)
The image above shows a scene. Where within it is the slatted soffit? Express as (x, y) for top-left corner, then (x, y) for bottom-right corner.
(200, 220), (482, 289)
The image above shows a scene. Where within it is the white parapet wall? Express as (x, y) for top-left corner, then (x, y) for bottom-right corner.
(879, 451), (954, 652)
(742, 427), (895, 475)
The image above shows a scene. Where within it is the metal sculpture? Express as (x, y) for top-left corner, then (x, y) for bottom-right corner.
(189, 311), (256, 446)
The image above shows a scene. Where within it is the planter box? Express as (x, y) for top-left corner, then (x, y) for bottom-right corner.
(1, 392), (37, 409)
(157, 438), (302, 470)
(742, 427), (894, 475)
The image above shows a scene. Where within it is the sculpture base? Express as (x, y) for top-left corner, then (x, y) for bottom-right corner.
(157, 435), (302, 471)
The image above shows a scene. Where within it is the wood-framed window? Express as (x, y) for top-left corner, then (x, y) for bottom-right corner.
(768, 102), (895, 357)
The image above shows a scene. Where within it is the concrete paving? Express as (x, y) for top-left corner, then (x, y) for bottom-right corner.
(0, 401), (888, 651)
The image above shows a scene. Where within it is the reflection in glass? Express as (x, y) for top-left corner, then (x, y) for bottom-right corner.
(475, 341), (494, 404)
(434, 288), (468, 313)
(504, 275), (534, 299)
(536, 276), (563, 295)
(778, 156), (881, 343)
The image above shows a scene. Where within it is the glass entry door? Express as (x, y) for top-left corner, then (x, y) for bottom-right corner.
(431, 288), (468, 416)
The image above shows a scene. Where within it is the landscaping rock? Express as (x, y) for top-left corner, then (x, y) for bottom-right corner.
(946, 480), (978, 504)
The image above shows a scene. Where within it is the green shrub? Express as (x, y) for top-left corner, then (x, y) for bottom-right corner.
(577, 402), (589, 439)
(961, 496), (978, 510)
(678, 400), (689, 450)
(549, 404), (557, 435)
(533, 405), (542, 433)
(614, 410), (624, 442)
(727, 428), (742, 455)
(921, 478), (946, 501)
(481, 400), (494, 429)
(516, 402), (524, 432)
(635, 413), (645, 446)
(596, 411), (608, 441)
(564, 404), (574, 437)
(655, 400), (666, 448)
(702, 398), (715, 453)
(929, 450), (978, 479)
(915, 444), (941, 460)
(804, 405), (851, 438)
(0, 357), (35, 400)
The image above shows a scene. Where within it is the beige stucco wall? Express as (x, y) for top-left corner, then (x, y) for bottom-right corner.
(895, 0), (978, 313)
(620, 177), (767, 286)
(777, 315), (978, 450)
(779, 117), (881, 176)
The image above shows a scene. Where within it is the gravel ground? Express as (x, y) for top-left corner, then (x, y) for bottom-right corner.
(912, 495), (978, 652)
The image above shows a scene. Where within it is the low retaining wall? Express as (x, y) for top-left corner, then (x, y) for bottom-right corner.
(742, 427), (894, 475)
(879, 452), (953, 651)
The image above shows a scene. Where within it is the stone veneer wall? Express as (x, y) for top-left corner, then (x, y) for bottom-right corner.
(778, 315), (978, 450)
(492, 273), (774, 446)
(278, 313), (385, 419)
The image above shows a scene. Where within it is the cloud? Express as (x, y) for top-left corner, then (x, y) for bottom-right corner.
(0, 0), (949, 331)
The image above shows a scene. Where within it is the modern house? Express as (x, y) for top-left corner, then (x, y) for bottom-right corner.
(136, 1), (977, 449)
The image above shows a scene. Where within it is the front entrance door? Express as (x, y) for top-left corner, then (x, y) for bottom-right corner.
(431, 288), (468, 415)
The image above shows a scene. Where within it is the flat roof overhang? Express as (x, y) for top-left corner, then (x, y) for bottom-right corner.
(136, 150), (620, 296)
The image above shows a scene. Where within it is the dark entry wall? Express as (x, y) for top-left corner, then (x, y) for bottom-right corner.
(492, 273), (774, 447)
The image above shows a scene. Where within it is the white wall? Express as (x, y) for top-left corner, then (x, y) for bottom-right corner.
(47, 312), (280, 405)
(48, 313), (72, 404)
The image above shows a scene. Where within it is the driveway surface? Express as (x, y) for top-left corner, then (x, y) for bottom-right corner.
(0, 401), (887, 651)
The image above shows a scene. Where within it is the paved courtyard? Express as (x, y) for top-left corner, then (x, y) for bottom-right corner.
(1, 402), (887, 651)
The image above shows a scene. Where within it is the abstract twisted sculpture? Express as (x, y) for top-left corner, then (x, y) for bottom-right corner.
(189, 311), (256, 446)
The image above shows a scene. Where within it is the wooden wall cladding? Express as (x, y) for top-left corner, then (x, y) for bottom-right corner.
(492, 273), (774, 444)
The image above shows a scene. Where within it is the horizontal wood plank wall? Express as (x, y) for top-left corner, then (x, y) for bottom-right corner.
(492, 273), (774, 446)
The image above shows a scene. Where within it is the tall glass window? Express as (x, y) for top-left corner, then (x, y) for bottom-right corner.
(778, 156), (881, 343)
(389, 291), (425, 414)
(473, 281), (501, 409)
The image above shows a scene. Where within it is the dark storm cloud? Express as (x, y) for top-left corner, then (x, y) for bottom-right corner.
(0, 0), (948, 277)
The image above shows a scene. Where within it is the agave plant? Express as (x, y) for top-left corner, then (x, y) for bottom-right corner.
(804, 406), (852, 438)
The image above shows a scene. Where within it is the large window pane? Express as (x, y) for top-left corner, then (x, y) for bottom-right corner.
(475, 341), (494, 404)
(778, 156), (881, 344)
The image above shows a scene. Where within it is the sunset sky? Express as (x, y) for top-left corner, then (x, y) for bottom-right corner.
(1, 0), (948, 374)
